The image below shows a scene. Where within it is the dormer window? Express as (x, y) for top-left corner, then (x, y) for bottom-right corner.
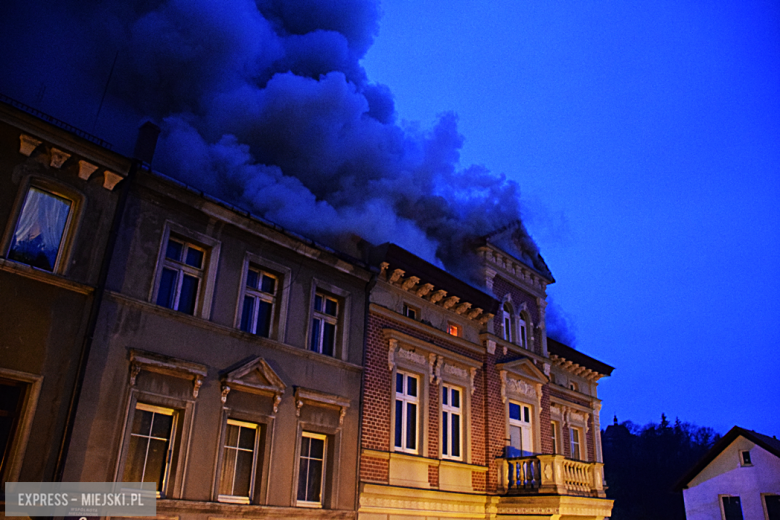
(502, 303), (513, 343)
(402, 304), (418, 320)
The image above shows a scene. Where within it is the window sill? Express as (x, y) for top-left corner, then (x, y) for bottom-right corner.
(0, 257), (94, 294)
(155, 499), (350, 518)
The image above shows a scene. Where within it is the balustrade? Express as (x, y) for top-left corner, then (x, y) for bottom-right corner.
(498, 454), (606, 498)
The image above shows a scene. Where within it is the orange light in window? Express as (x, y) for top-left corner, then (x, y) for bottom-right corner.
(447, 324), (461, 337)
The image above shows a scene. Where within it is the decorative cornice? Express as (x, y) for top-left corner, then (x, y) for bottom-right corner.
(128, 349), (208, 399)
(294, 386), (350, 425)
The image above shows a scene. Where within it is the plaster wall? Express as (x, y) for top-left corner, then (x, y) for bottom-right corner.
(683, 438), (780, 520)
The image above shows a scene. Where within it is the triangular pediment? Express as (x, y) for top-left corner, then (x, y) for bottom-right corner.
(222, 356), (286, 396)
(496, 356), (548, 385)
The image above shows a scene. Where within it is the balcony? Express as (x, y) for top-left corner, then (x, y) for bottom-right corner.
(498, 454), (607, 498)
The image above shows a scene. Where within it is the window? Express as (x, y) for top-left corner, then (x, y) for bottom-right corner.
(7, 186), (74, 272)
(447, 323), (461, 337)
(739, 450), (752, 466)
(0, 381), (24, 484)
(764, 494), (780, 520)
(155, 237), (206, 315)
(502, 303), (513, 342)
(569, 381), (579, 392)
(122, 403), (177, 496)
(218, 420), (260, 504)
(441, 384), (462, 460)
(509, 402), (533, 456)
(239, 267), (278, 338)
(570, 427), (582, 460)
(551, 420), (561, 455)
(402, 304), (418, 320)
(394, 371), (419, 454)
(721, 496), (744, 520)
(297, 432), (326, 507)
(518, 313), (528, 348)
(310, 292), (338, 356)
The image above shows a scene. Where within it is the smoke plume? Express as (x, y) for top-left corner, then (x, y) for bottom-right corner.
(1, 0), (546, 282)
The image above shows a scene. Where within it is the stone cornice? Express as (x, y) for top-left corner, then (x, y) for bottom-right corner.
(376, 265), (494, 325)
(550, 353), (606, 381)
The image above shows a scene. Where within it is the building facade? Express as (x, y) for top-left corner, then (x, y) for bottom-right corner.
(358, 241), (614, 519)
(1, 99), (615, 520)
(676, 427), (780, 520)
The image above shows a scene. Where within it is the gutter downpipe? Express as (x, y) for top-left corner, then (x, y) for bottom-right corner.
(51, 158), (139, 482)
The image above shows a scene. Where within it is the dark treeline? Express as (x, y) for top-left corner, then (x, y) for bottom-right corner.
(602, 414), (720, 520)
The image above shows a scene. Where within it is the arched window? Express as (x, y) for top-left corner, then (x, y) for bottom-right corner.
(518, 313), (528, 348)
(502, 303), (513, 343)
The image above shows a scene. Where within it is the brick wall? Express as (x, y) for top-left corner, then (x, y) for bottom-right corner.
(491, 275), (542, 355)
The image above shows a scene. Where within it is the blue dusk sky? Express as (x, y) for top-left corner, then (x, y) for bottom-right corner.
(1, 0), (778, 435)
(362, 1), (780, 434)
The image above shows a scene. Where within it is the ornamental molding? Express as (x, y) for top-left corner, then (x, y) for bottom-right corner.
(128, 349), (208, 399)
(294, 386), (350, 426)
(359, 496), (484, 514)
(18, 133), (126, 191)
(220, 356), (286, 414)
(506, 377), (537, 399)
(397, 347), (427, 367)
(443, 362), (468, 380)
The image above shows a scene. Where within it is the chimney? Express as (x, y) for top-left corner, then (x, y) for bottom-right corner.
(133, 121), (160, 166)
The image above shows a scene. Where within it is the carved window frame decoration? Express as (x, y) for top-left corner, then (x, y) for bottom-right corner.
(117, 351), (203, 499)
(552, 402), (592, 462)
(497, 357), (548, 458)
(150, 221), (221, 319)
(214, 357), (283, 506)
(2, 175), (84, 275)
(291, 387), (349, 509)
(385, 328), (480, 464)
(0, 368), (43, 487)
(305, 278), (352, 361)
(128, 349), (208, 399)
(219, 356), (286, 414)
(235, 252), (292, 342)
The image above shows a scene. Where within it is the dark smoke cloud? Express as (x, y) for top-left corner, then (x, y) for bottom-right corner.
(0, 0), (546, 283)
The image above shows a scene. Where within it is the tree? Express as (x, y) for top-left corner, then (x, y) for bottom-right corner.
(602, 415), (720, 520)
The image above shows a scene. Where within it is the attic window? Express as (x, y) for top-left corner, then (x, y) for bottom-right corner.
(739, 450), (752, 466)
(569, 382), (578, 392)
(447, 323), (461, 337)
(403, 304), (418, 320)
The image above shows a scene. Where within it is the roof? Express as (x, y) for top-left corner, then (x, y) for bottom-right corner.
(473, 220), (554, 282)
(547, 337), (614, 376)
(674, 426), (780, 491)
(368, 243), (501, 315)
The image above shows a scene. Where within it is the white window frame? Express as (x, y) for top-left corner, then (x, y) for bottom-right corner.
(150, 221), (220, 319)
(518, 312), (528, 349)
(570, 427), (582, 460)
(394, 370), (420, 455)
(217, 419), (260, 504)
(441, 383), (463, 460)
(508, 401), (534, 456)
(502, 303), (514, 343)
(296, 432), (327, 508)
(306, 279), (351, 360)
(2, 177), (82, 275)
(239, 267), (278, 338)
(235, 253), (292, 342)
(310, 291), (339, 356)
(551, 420), (561, 455)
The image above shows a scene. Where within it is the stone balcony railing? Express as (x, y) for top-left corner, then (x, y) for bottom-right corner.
(498, 454), (607, 498)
